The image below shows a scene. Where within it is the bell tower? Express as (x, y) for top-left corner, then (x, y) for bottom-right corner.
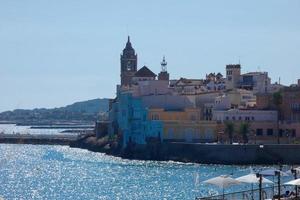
(225, 64), (241, 89)
(158, 56), (170, 81)
(120, 36), (138, 86)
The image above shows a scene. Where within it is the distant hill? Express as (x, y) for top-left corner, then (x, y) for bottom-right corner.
(61, 98), (109, 114)
(0, 98), (110, 123)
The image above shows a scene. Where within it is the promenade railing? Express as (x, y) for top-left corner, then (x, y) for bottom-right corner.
(196, 185), (297, 200)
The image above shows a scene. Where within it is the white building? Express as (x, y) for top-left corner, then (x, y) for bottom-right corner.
(213, 109), (278, 122)
(214, 89), (256, 110)
(225, 64), (273, 94)
(170, 78), (205, 95)
(131, 80), (171, 97)
(240, 72), (271, 94)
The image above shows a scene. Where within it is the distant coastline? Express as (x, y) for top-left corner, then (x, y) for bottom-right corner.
(0, 98), (109, 124)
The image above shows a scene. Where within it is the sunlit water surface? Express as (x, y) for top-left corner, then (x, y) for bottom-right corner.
(0, 124), (294, 199)
(0, 144), (290, 200)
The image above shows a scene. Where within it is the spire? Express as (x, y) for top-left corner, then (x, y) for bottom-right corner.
(125, 35), (132, 49)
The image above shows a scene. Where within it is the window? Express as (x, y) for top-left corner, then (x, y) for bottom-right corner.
(238, 116), (242, 120)
(151, 114), (159, 120)
(279, 129), (284, 137)
(292, 129), (296, 138)
(226, 116), (229, 120)
(267, 129), (273, 136)
(256, 129), (263, 136)
(251, 116), (255, 120)
(190, 115), (196, 121)
(232, 116), (236, 120)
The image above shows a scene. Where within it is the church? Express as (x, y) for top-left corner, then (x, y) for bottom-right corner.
(120, 36), (169, 87)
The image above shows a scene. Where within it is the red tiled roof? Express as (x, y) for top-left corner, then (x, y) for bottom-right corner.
(134, 66), (157, 77)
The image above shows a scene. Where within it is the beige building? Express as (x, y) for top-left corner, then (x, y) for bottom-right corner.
(214, 89), (256, 110)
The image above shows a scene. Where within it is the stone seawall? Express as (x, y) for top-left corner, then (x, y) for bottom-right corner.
(69, 136), (300, 165)
(158, 143), (300, 165)
(0, 134), (79, 146)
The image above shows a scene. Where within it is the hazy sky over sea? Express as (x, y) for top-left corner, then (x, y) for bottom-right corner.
(0, 0), (300, 112)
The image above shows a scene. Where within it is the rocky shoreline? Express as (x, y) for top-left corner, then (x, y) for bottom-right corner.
(69, 134), (169, 162)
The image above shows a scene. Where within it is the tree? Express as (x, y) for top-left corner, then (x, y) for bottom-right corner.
(273, 91), (283, 144)
(239, 122), (250, 144)
(225, 122), (235, 144)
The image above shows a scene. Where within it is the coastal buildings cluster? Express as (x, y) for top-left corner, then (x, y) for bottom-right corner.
(103, 36), (300, 148)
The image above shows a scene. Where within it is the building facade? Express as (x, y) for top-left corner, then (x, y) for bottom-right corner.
(281, 86), (300, 122)
(117, 92), (163, 147)
(240, 72), (271, 94)
(213, 109), (278, 122)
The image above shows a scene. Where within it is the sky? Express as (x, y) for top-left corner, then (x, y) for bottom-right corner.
(0, 0), (300, 112)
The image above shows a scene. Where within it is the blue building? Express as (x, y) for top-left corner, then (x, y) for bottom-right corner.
(109, 91), (163, 148)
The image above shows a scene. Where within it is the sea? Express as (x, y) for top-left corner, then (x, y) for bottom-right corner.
(0, 124), (295, 200)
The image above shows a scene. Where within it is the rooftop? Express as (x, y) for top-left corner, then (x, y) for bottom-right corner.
(226, 64), (241, 69)
(134, 66), (157, 77)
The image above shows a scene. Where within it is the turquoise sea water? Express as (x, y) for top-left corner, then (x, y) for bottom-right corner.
(0, 144), (289, 200)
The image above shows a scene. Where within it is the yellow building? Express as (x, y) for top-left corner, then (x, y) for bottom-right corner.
(148, 108), (201, 121)
(148, 108), (217, 142)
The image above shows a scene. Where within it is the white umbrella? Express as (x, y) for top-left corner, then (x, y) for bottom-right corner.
(285, 167), (300, 176)
(236, 173), (273, 200)
(284, 178), (300, 198)
(203, 175), (240, 199)
(203, 175), (241, 188)
(284, 178), (300, 186)
(260, 168), (289, 177)
(236, 173), (274, 184)
(260, 168), (289, 198)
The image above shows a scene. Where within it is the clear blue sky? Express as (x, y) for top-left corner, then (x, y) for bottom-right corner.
(1, 0), (300, 112)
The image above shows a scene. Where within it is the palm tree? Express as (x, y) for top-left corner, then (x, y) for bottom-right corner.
(239, 122), (250, 144)
(273, 91), (283, 144)
(225, 122), (235, 144)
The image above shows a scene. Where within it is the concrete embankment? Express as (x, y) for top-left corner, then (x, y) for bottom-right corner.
(70, 136), (300, 165)
(158, 143), (300, 165)
(0, 134), (78, 145)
